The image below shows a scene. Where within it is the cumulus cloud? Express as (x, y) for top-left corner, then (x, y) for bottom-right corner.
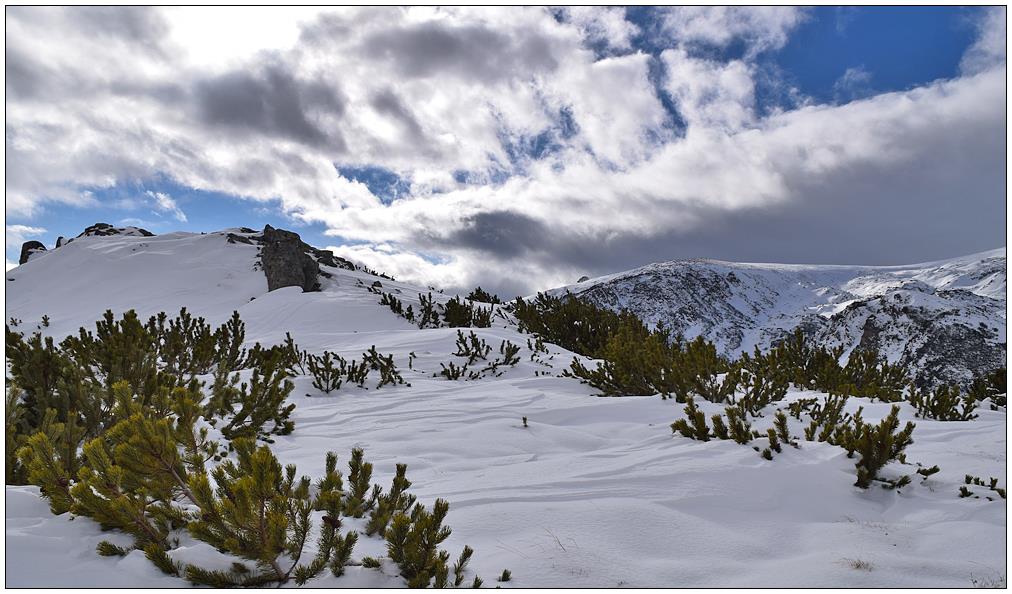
(555, 7), (640, 52)
(657, 7), (809, 56)
(960, 6), (1006, 75)
(4, 7), (1006, 296)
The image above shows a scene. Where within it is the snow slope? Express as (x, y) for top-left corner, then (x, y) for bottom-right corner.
(4, 229), (1007, 587)
(548, 249), (1007, 386)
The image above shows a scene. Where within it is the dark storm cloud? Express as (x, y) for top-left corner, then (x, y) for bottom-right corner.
(361, 22), (560, 82)
(445, 211), (552, 258)
(7, 6), (170, 56)
(194, 63), (347, 150)
(4, 45), (44, 99)
(74, 6), (170, 48)
(370, 89), (427, 143)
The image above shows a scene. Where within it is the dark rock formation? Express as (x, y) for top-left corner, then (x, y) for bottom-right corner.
(259, 225), (321, 292)
(226, 232), (254, 245)
(77, 222), (154, 238)
(18, 241), (46, 265)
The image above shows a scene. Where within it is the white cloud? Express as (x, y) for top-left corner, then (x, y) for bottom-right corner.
(960, 6), (1006, 75)
(832, 66), (873, 102)
(6, 224), (47, 248)
(557, 7), (640, 52)
(4, 7), (1005, 294)
(145, 190), (188, 222)
(657, 7), (808, 56)
(662, 48), (756, 131)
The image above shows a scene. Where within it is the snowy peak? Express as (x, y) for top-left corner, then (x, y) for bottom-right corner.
(551, 249), (1006, 385)
(4, 225), (396, 340)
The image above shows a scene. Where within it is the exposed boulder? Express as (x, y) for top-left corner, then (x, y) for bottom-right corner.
(226, 232), (254, 245)
(18, 241), (46, 265)
(259, 225), (321, 292)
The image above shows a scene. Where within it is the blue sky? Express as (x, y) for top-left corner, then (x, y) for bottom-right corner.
(5, 6), (1005, 294)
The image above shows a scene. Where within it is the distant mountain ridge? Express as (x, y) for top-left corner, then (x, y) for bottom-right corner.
(548, 249), (1006, 386)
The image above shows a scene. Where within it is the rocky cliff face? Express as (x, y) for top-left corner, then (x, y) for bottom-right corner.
(231, 225), (357, 293)
(550, 249), (1006, 386)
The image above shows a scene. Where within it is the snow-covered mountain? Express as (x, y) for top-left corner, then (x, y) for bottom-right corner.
(549, 250), (1006, 386)
(4, 225), (1007, 588)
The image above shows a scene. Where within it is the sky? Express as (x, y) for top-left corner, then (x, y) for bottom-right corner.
(4, 6), (1007, 297)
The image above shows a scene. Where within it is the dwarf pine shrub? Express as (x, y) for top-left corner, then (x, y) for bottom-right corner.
(344, 447), (374, 518)
(5, 326), (66, 429)
(843, 349), (909, 402)
(670, 396), (710, 441)
(154, 308), (217, 378)
(969, 367), (1006, 409)
(385, 499), (457, 587)
(307, 351), (345, 393)
(668, 336), (740, 404)
(61, 310), (161, 397)
(766, 428), (782, 453)
(497, 340), (521, 366)
(909, 383), (978, 421)
(734, 348), (789, 415)
(16, 427), (79, 514)
(5, 384), (28, 485)
(214, 311), (249, 372)
(803, 391), (854, 443)
(510, 292), (628, 358)
(567, 314), (674, 397)
(438, 362), (468, 381)
(417, 293), (441, 329)
(723, 405), (753, 445)
(849, 405), (915, 489)
(773, 410), (796, 448)
(186, 439), (353, 586)
(466, 286), (501, 304)
(366, 463), (417, 536)
(442, 296), (493, 328)
(216, 349), (296, 442)
(454, 330), (492, 364)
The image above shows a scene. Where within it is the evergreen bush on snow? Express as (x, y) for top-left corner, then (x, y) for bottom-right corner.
(215, 349), (296, 443)
(734, 347), (789, 415)
(307, 351), (345, 393)
(849, 406), (915, 489)
(968, 367), (1006, 409)
(908, 383), (978, 421)
(670, 396), (710, 441)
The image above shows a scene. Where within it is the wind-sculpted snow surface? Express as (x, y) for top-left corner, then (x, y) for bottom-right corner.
(4, 230), (1007, 587)
(550, 249), (1006, 386)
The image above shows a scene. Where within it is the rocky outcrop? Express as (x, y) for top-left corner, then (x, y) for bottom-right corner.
(77, 222), (154, 238)
(259, 225), (321, 292)
(18, 241), (46, 265)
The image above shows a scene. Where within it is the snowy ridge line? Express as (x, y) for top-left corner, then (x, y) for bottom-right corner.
(544, 248), (1006, 386)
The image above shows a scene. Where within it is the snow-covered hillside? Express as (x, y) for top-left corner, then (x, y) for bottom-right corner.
(549, 250), (1007, 386)
(5, 227), (1007, 587)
